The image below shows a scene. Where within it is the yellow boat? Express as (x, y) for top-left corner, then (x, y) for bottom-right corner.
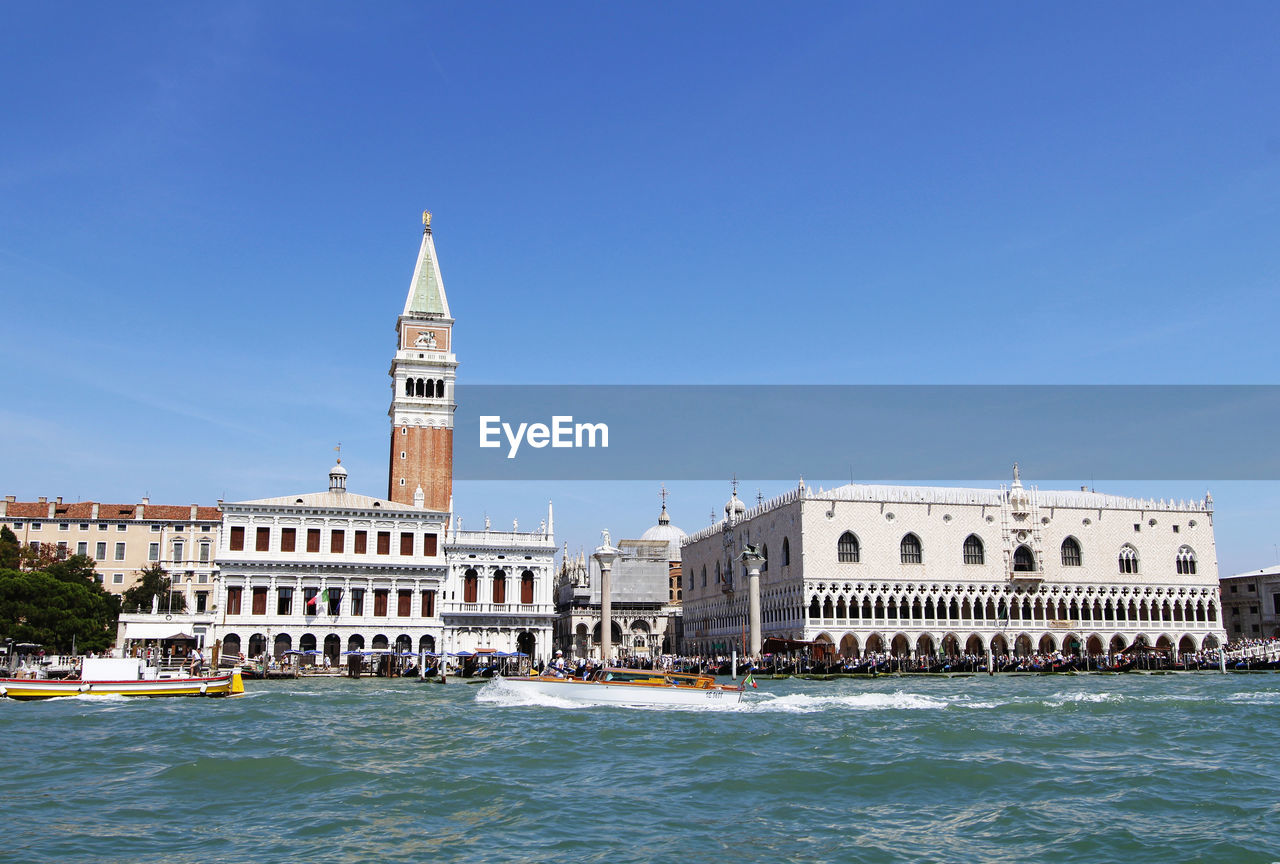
(0, 657), (245, 700)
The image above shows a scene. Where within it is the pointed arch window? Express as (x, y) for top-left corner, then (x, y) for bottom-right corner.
(837, 532), (860, 563)
(782, 537), (790, 566)
(761, 544), (769, 572)
(962, 534), (984, 565)
(1176, 545), (1197, 575)
(900, 533), (922, 564)
(1118, 545), (1139, 575)
(1013, 545), (1036, 572)
(1061, 537), (1082, 567)
(715, 561), (721, 583)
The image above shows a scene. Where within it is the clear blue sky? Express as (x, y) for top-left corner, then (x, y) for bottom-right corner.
(2, 3), (1278, 574)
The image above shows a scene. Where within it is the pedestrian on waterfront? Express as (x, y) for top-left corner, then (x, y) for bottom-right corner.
(189, 646), (204, 676)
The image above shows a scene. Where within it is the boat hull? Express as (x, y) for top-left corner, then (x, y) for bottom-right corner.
(0, 671), (241, 700)
(499, 676), (744, 707)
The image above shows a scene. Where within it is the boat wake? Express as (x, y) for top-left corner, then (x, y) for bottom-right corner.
(474, 678), (750, 711)
(742, 690), (956, 713)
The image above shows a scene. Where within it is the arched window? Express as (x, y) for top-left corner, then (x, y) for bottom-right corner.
(900, 533), (922, 564)
(715, 561), (721, 583)
(837, 532), (860, 563)
(761, 544), (768, 572)
(701, 565), (706, 587)
(1061, 537), (1082, 567)
(1013, 545), (1036, 572)
(782, 537), (790, 566)
(435, 379), (444, 398)
(415, 378), (425, 397)
(463, 568), (478, 603)
(962, 534), (984, 565)
(808, 597), (820, 618)
(1118, 545), (1139, 575)
(405, 378), (414, 396)
(520, 570), (534, 604)
(1176, 545), (1197, 575)
(492, 570), (506, 604)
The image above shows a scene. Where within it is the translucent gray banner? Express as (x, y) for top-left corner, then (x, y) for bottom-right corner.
(451, 385), (1280, 480)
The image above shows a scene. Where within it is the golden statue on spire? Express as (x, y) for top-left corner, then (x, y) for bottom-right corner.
(422, 210), (432, 233)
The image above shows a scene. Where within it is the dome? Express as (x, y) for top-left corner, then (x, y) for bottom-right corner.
(330, 461), (348, 476)
(328, 460), (348, 493)
(724, 494), (746, 516)
(641, 504), (687, 561)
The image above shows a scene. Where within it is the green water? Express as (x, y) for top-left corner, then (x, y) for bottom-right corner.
(2, 674), (1277, 864)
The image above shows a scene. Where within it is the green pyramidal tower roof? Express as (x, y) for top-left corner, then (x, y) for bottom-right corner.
(403, 214), (451, 319)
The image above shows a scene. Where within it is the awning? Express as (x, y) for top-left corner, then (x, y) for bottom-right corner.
(120, 622), (197, 641)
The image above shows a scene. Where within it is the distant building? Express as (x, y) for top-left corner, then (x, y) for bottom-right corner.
(681, 469), (1226, 659)
(0, 495), (220, 599)
(554, 497), (687, 659)
(1220, 565), (1280, 640)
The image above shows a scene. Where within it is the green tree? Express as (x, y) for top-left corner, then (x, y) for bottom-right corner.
(0, 526), (19, 570)
(46, 554), (101, 586)
(0, 568), (119, 653)
(120, 564), (186, 613)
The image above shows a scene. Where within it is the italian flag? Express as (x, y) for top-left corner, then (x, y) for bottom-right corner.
(743, 672), (758, 689)
(308, 589), (329, 608)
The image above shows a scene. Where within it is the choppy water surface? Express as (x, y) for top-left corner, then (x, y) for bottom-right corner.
(2, 674), (1278, 864)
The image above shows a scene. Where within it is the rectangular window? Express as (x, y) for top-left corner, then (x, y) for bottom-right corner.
(424, 533), (438, 556)
(327, 588), (343, 616)
(173, 540), (184, 562)
(95, 541), (107, 560)
(399, 532), (414, 556)
(350, 588), (365, 616)
(354, 531), (367, 554)
(32, 522), (42, 531)
(303, 587), (319, 611)
(251, 587), (268, 615)
(112, 573), (124, 585)
(377, 531), (390, 555)
(59, 523), (69, 531)
(79, 523), (88, 530)
(397, 590), (412, 617)
(277, 587), (293, 616)
(196, 592), (208, 613)
(281, 528), (296, 552)
(421, 590), (435, 617)
(1273, 594), (1280, 614)
(255, 527), (270, 552)
(117, 524), (126, 531)
(148, 542), (160, 561)
(56, 541), (68, 560)
(225, 587), (242, 614)
(114, 542), (126, 561)
(199, 543), (210, 563)
(98, 524), (107, 531)
(307, 529), (321, 553)
(76, 541), (87, 556)
(373, 589), (388, 617)
(151, 524), (162, 533)
(330, 529), (345, 554)
(1250, 606), (1259, 615)
(198, 573), (208, 584)
(230, 526), (245, 551)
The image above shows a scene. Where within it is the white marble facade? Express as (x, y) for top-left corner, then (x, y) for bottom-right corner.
(681, 469), (1225, 659)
